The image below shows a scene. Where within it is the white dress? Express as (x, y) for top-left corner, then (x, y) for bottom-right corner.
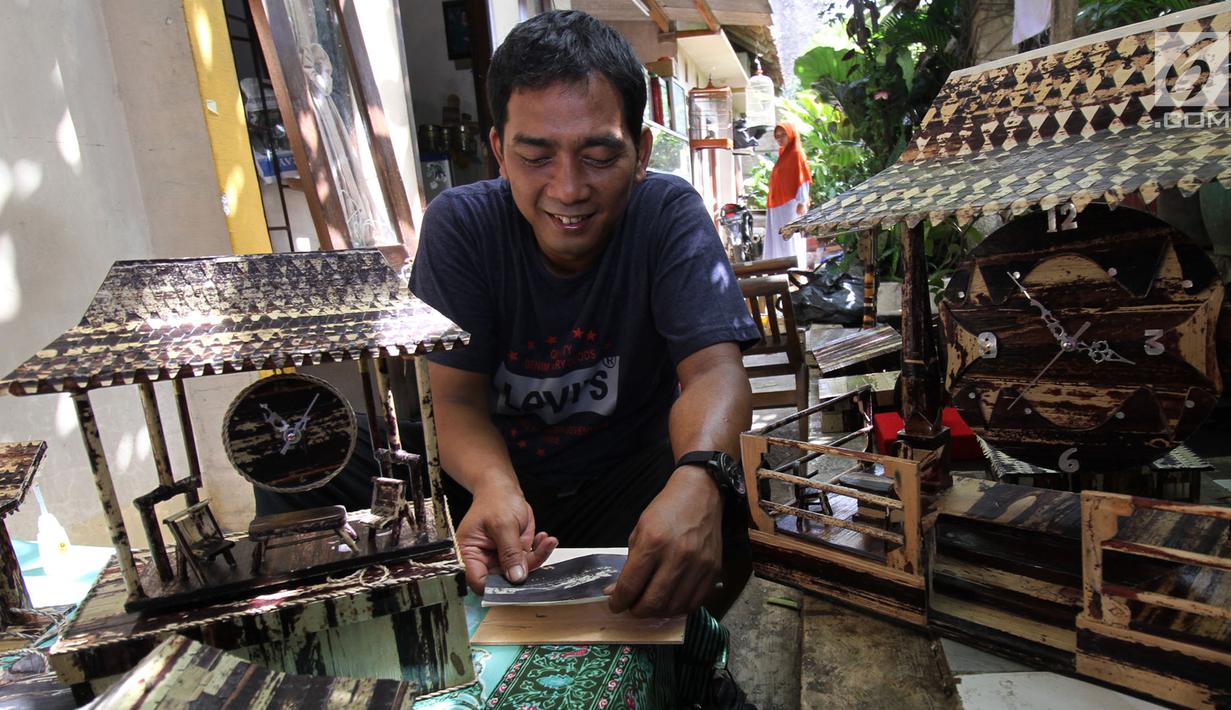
(762, 184), (809, 269)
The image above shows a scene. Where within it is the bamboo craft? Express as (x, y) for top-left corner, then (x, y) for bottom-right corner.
(742, 411), (1231, 706)
(764, 4), (1231, 707)
(0, 251), (475, 701)
(0, 441), (50, 650)
(741, 388), (932, 625)
(89, 635), (418, 709)
(49, 546), (471, 703)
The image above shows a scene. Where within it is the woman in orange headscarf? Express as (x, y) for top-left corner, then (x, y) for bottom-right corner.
(762, 122), (812, 268)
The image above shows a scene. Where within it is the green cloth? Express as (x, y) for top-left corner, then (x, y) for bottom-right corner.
(417, 603), (729, 709)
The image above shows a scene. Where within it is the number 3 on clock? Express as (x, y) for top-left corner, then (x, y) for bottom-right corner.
(1144, 329), (1165, 356)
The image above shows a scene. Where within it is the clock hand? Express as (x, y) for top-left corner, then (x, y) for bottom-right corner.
(1074, 338), (1136, 365)
(279, 394), (320, 455)
(1008, 321), (1091, 410)
(259, 403), (290, 433)
(1007, 271), (1071, 346)
(296, 394), (320, 427)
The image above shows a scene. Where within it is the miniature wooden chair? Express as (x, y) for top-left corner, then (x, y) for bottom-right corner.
(247, 505), (358, 573)
(348, 477), (412, 545)
(740, 275), (810, 441)
(163, 500), (236, 584)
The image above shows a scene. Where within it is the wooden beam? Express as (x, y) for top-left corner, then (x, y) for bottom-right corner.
(338, 0), (419, 261)
(757, 468), (904, 511)
(671, 29), (720, 40)
(1101, 583), (1231, 621)
(1102, 539), (1231, 573)
(761, 500), (906, 546)
(642, 0), (671, 33)
(691, 0), (720, 32)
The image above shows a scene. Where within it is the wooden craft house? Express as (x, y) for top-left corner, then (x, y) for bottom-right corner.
(0, 249), (475, 700)
(745, 4), (1231, 708)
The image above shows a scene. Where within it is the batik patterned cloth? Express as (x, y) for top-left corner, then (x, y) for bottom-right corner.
(416, 599), (727, 710)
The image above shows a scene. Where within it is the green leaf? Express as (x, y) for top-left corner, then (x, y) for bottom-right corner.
(795, 45), (859, 88)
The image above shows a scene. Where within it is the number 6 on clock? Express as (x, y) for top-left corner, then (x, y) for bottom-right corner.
(1144, 329), (1165, 356)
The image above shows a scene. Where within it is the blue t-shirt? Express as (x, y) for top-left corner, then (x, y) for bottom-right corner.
(409, 172), (759, 480)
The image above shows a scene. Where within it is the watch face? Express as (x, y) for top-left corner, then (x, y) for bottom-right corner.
(223, 373), (358, 492)
(939, 204), (1223, 472)
(719, 453), (747, 497)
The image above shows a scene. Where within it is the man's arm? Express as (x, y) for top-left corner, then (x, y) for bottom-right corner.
(607, 341), (752, 617)
(429, 361), (558, 592)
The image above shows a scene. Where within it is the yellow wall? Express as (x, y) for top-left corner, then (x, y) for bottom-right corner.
(181, 0), (272, 255)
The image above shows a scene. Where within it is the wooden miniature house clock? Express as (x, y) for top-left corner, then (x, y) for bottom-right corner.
(223, 373), (357, 492)
(939, 204), (1224, 472)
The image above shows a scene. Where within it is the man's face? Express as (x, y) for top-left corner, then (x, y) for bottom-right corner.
(491, 75), (652, 276)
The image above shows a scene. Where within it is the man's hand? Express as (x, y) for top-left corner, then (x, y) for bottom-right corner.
(456, 480), (558, 594)
(606, 465), (722, 617)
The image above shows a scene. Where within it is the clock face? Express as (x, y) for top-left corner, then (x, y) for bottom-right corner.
(939, 205), (1224, 472)
(223, 373), (357, 492)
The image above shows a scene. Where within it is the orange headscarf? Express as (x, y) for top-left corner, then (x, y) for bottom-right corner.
(767, 122), (811, 209)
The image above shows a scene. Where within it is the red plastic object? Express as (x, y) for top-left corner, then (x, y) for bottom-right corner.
(872, 408), (980, 460)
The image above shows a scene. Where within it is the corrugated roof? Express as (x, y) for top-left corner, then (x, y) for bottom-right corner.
(0, 251), (468, 395)
(791, 3), (1231, 236)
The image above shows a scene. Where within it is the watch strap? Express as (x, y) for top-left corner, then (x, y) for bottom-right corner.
(675, 450), (725, 470)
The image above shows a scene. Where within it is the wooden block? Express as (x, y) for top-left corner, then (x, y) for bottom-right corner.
(470, 601), (685, 645)
(799, 595), (958, 710)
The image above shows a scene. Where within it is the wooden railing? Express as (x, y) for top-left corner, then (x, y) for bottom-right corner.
(1081, 491), (1231, 628)
(741, 388), (923, 576)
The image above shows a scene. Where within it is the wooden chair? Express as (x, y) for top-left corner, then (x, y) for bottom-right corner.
(348, 477), (412, 545)
(163, 500), (236, 584)
(740, 275), (810, 441)
(732, 256), (798, 280)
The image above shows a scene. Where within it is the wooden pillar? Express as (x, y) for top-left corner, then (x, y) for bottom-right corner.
(859, 230), (877, 328)
(138, 383), (174, 487)
(134, 382), (180, 581)
(376, 357), (429, 533)
(414, 357), (451, 540)
(1051, 0), (1078, 43)
(464, 0), (497, 179)
(71, 391), (144, 603)
(358, 357), (393, 479)
(896, 224), (951, 489)
(134, 499), (174, 583)
(171, 380), (201, 506)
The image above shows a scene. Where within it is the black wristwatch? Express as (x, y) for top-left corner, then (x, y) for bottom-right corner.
(674, 450), (747, 500)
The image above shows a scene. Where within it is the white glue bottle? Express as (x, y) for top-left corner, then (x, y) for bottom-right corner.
(33, 484), (72, 577)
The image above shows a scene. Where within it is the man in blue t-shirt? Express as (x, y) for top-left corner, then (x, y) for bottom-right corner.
(409, 10), (760, 619)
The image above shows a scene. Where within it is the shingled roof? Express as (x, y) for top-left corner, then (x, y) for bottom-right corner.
(0, 441), (44, 517)
(791, 3), (1231, 236)
(0, 251), (468, 395)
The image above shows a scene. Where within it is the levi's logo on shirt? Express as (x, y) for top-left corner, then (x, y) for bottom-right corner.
(493, 357), (619, 425)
